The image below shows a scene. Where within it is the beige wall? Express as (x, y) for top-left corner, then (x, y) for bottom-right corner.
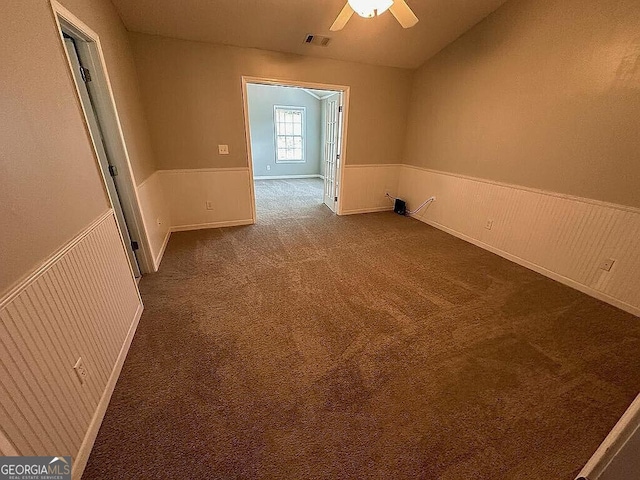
(0, 0), (156, 296)
(1, 0), (107, 297)
(128, 33), (413, 170)
(404, 0), (640, 208)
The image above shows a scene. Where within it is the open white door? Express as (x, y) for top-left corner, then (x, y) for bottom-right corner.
(63, 36), (141, 278)
(323, 96), (342, 212)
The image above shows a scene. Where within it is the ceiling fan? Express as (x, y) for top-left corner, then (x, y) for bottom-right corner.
(330, 0), (419, 31)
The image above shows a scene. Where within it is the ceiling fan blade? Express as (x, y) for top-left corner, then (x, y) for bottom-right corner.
(389, 0), (419, 28)
(330, 2), (355, 31)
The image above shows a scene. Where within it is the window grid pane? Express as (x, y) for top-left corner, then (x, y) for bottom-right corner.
(275, 107), (304, 162)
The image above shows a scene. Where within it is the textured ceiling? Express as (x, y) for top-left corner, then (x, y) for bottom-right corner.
(111, 0), (509, 69)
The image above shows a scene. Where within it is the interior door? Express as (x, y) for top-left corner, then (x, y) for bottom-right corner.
(323, 96), (341, 212)
(63, 36), (141, 278)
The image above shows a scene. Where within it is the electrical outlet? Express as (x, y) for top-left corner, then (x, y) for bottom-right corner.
(156, 217), (162, 226)
(218, 144), (229, 155)
(205, 201), (214, 211)
(266, 165), (271, 171)
(599, 258), (615, 272)
(485, 219), (494, 230)
(73, 357), (87, 385)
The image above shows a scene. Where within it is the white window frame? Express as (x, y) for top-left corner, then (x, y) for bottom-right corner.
(274, 105), (306, 163)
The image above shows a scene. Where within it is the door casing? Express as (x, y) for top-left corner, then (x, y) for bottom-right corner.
(63, 36), (141, 277)
(51, 0), (155, 275)
(241, 76), (351, 219)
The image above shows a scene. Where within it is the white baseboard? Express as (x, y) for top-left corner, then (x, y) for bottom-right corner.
(419, 217), (640, 317)
(398, 165), (640, 316)
(161, 169), (254, 230)
(151, 219), (254, 268)
(170, 219), (254, 232)
(72, 302), (144, 480)
(341, 206), (394, 216)
(136, 171), (170, 274)
(339, 164), (401, 215)
(154, 229), (171, 270)
(254, 174), (323, 180)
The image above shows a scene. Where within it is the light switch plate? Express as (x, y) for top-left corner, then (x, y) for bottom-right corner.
(218, 144), (229, 155)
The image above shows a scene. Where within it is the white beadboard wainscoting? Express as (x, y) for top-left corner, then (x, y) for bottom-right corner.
(136, 171), (171, 270)
(136, 168), (255, 268)
(160, 168), (254, 232)
(138, 164), (403, 267)
(0, 210), (143, 479)
(398, 165), (640, 316)
(0, 428), (18, 456)
(340, 164), (401, 215)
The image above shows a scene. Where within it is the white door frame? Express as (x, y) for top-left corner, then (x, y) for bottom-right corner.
(241, 76), (351, 219)
(50, 0), (155, 274)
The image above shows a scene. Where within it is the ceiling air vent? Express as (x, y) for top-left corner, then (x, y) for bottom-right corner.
(304, 34), (331, 47)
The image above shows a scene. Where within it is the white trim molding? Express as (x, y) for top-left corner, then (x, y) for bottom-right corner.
(398, 165), (640, 317)
(273, 104), (306, 164)
(345, 163), (403, 169)
(342, 206), (394, 215)
(140, 167), (334, 269)
(241, 75), (351, 216)
(0, 210), (114, 308)
(73, 303), (143, 480)
(402, 165), (640, 214)
(160, 168), (255, 234)
(136, 171), (171, 271)
(577, 394), (640, 479)
(171, 219), (254, 232)
(254, 174), (323, 180)
(157, 167), (250, 174)
(51, 1), (155, 275)
(0, 211), (143, 480)
(340, 164), (401, 216)
(155, 230), (172, 269)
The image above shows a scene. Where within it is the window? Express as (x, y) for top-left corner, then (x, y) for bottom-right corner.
(274, 106), (305, 163)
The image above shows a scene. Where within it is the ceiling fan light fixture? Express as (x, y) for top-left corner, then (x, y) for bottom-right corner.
(347, 0), (393, 18)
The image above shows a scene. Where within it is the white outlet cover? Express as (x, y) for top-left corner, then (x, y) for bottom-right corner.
(206, 201), (214, 210)
(600, 258), (615, 272)
(73, 357), (86, 385)
(218, 144), (229, 155)
(485, 220), (493, 230)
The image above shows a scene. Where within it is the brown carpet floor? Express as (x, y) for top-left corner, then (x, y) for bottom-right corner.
(83, 179), (640, 479)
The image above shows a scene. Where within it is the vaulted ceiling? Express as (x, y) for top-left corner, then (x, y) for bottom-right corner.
(111, 0), (509, 69)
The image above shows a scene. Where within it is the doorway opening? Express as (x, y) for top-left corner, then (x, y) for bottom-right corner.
(242, 78), (349, 222)
(52, 2), (153, 277)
